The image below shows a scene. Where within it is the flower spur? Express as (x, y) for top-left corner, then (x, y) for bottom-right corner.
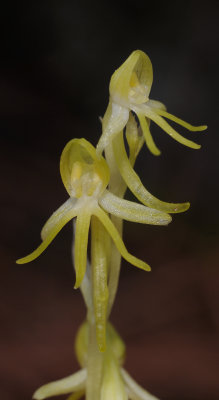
(97, 49), (207, 157)
(16, 138), (171, 289)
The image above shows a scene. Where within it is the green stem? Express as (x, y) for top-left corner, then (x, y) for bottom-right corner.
(72, 222), (104, 400)
(105, 141), (129, 316)
(86, 319), (104, 400)
(107, 215), (123, 316)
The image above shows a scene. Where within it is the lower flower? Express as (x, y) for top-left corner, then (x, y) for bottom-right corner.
(33, 322), (160, 400)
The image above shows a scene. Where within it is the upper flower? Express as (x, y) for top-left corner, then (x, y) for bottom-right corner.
(96, 49), (207, 156)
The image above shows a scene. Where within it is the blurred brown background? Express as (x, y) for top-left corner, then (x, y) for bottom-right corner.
(1, 1), (219, 399)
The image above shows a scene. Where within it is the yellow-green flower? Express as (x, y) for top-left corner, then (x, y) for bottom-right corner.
(96, 51), (207, 215)
(17, 138), (171, 288)
(33, 322), (159, 400)
(97, 50), (207, 156)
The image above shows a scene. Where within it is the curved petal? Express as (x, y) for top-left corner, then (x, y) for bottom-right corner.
(143, 106), (201, 149)
(137, 113), (161, 156)
(112, 132), (190, 214)
(109, 50), (153, 104)
(75, 321), (89, 368)
(72, 220), (93, 313)
(33, 369), (87, 400)
(99, 190), (172, 226)
(74, 210), (91, 289)
(16, 208), (77, 264)
(60, 138), (109, 196)
(93, 206), (151, 272)
(106, 213), (123, 317)
(91, 216), (109, 352)
(41, 198), (77, 240)
(153, 108), (207, 132)
(121, 369), (160, 400)
(101, 355), (128, 400)
(147, 99), (167, 111)
(96, 100), (129, 155)
(125, 113), (145, 166)
(66, 391), (84, 400)
(107, 322), (126, 366)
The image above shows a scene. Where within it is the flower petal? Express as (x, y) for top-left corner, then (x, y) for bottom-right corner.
(41, 198), (77, 240)
(147, 99), (167, 111)
(107, 215), (123, 317)
(121, 369), (160, 400)
(143, 106), (201, 149)
(101, 356), (128, 400)
(112, 132), (190, 214)
(33, 369), (87, 400)
(16, 208), (77, 264)
(153, 108), (207, 132)
(125, 113), (144, 166)
(97, 100), (129, 155)
(75, 321), (89, 368)
(74, 210), (91, 289)
(66, 391), (84, 400)
(93, 206), (151, 272)
(109, 50), (153, 104)
(72, 221), (93, 312)
(60, 138), (109, 196)
(91, 216), (109, 352)
(99, 190), (172, 226)
(107, 322), (126, 366)
(137, 113), (161, 156)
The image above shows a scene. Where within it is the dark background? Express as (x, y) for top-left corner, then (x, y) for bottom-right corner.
(1, 1), (219, 399)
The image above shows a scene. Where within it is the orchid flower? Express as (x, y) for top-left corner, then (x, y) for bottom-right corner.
(96, 51), (207, 215)
(97, 50), (207, 157)
(16, 138), (171, 351)
(33, 322), (160, 400)
(17, 138), (172, 281)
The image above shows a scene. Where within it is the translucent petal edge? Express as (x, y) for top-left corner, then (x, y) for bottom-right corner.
(33, 369), (87, 400)
(99, 190), (172, 226)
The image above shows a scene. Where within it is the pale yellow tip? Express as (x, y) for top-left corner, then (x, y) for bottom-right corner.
(16, 258), (26, 265)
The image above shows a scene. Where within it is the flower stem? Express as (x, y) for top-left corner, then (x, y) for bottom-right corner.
(86, 319), (103, 400)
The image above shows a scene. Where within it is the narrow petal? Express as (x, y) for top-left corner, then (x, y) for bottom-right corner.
(96, 100), (129, 155)
(66, 391), (84, 400)
(154, 108), (207, 132)
(91, 216), (109, 352)
(93, 206), (151, 272)
(16, 209), (77, 264)
(112, 132), (190, 213)
(146, 99), (167, 111)
(72, 221), (93, 313)
(137, 113), (161, 156)
(41, 198), (77, 240)
(125, 113), (145, 166)
(144, 107), (201, 149)
(33, 369), (87, 400)
(99, 190), (172, 226)
(101, 356), (128, 400)
(121, 369), (160, 400)
(107, 216), (123, 317)
(74, 210), (91, 289)
(105, 141), (127, 198)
